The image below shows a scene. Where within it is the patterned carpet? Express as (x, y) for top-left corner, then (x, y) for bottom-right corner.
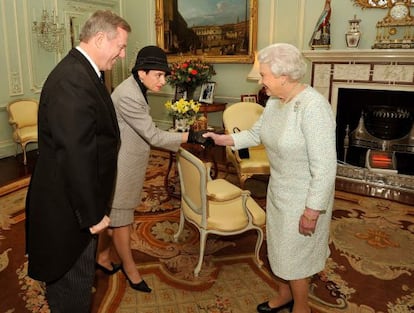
(95, 255), (279, 313)
(310, 191), (414, 313)
(1, 149), (414, 313)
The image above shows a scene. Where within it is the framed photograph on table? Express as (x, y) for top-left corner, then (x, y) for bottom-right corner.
(241, 94), (258, 103)
(199, 82), (216, 104)
(174, 85), (187, 100)
(155, 0), (258, 64)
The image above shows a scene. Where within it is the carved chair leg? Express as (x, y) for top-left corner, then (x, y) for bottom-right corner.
(194, 230), (207, 277)
(254, 227), (264, 267)
(22, 144), (27, 165)
(173, 210), (185, 242)
(224, 162), (234, 179)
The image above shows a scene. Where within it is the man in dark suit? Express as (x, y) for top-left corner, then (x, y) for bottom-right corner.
(25, 10), (131, 313)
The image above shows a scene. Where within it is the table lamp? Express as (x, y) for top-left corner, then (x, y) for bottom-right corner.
(247, 52), (268, 106)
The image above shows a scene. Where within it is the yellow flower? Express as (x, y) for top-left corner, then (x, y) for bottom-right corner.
(165, 100), (172, 110)
(165, 98), (201, 120)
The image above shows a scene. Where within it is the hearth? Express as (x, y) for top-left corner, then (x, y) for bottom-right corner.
(303, 49), (414, 204)
(333, 85), (414, 204)
(336, 87), (414, 175)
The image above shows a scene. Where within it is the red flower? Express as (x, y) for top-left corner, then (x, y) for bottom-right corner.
(167, 58), (215, 89)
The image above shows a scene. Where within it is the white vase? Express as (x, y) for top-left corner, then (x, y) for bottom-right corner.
(345, 15), (361, 48)
(174, 118), (190, 132)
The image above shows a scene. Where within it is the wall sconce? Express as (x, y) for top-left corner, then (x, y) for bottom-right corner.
(247, 52), (269, 106)
(32, 9), (65, 53)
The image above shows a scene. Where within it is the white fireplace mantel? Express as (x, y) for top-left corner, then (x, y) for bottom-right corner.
(301, 49), (414, 104)
(303, 49), (414, 63)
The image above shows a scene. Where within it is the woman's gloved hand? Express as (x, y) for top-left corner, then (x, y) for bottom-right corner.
(187, 129), (215, 147)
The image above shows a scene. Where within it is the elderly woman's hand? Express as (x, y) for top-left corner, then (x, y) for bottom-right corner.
(299, 207), (320, 236)
(202, 132), (235, 146)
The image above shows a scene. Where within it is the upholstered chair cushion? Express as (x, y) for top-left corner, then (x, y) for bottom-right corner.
(207, 178), (242, 200)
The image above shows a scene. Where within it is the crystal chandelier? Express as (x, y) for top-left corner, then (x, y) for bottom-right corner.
(32, 9), (65, 53)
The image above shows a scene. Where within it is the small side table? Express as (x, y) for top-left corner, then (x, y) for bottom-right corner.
(198, 102), (227, 120)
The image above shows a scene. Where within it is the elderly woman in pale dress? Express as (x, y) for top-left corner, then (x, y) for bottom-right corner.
(204, 43), (337, 313)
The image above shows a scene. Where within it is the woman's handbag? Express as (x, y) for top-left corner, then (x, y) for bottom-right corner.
(233, 127), (250, 159)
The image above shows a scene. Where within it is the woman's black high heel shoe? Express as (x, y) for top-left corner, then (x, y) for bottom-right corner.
(122, 268), (152, 293)
(257, 300), (294, 313)
(95, 262), (122, 275)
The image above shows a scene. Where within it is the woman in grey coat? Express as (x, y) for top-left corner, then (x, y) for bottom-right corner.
(96, 46), (209, 292)
(204, 43), (337, 313)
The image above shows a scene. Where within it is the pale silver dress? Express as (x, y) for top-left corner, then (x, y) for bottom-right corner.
(232, 86), (337, 280)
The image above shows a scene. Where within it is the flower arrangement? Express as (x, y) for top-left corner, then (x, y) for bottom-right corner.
(167, 59), (216, 90)
(164, 98), (201, 120)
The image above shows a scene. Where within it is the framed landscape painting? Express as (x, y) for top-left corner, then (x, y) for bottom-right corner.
(155, 0), (258, 63)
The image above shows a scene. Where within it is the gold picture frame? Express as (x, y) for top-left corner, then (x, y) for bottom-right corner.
(155, 0), (258, 64)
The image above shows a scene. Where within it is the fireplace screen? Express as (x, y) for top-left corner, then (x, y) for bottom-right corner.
(336, 88), (414, 175)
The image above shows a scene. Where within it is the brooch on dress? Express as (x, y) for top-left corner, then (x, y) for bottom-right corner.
(294, 101), (300, 112)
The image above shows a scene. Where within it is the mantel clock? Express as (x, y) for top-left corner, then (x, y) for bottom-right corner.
(372, 0), (414, 48)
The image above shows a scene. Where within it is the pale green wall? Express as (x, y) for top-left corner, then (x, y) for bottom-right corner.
(121, 0), (386, 129)
(0, 0), (401, 158)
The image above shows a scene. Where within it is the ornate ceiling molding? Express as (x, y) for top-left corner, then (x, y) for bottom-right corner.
(352, 0), (414, 9)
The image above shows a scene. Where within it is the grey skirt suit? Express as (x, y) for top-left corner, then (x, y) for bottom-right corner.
(110, 75), (182, 226)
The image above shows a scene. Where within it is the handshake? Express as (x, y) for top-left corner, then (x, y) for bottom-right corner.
(187, 129), (215, 147)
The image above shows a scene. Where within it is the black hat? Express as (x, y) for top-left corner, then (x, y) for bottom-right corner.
(131, 45), (170, 74)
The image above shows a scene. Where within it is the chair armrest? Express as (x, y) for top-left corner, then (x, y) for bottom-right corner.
(8, 118), (18, 127)
(240, 191), (266, 226)
(204, 162), (213, 181)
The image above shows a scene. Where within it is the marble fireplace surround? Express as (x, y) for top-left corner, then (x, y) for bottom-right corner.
(303, 49), (414, 204)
